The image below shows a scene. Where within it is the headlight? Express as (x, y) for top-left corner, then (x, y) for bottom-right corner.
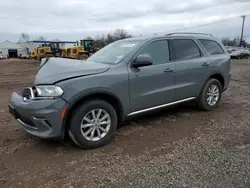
(35, 86), (63, 97)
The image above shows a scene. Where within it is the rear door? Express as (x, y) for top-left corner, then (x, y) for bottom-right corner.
(198, 39), (231, 89)
(128, 39), (175, 112)
(170, 38), (211, 100)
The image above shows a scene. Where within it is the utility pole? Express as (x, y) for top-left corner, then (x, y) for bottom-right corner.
(240, 15), (246, 47)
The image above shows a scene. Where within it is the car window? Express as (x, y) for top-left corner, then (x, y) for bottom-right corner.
(171, 39), (201, 61)
(199, 39), (225, 55)
(138, 40), (169, 65)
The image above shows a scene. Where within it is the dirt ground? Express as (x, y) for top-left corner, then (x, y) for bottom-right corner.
(0, 59), (250, 188)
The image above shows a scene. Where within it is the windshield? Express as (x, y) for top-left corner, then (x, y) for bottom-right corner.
(86, 40), (142, 64)
(50, 43), (59, 49)
(82, 40), (92, 46)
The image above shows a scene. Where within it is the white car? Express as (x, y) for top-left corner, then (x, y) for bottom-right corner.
(227, 47), (250, 59)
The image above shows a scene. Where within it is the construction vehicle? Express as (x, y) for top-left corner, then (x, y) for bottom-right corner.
(29, 48), (37, 59)
(36, 42), (62, 60)
(79, 39), (96, 55)
(64, 39), (99, 60)
(30, 40), (76, 61)
(65, 45), (89, 60)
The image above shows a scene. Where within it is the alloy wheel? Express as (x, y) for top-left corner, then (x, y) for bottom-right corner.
(80, 109), (111, 141)
(206, 84), (220, 106)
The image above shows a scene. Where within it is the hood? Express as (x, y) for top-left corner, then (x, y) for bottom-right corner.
(35, 57), (110, 84)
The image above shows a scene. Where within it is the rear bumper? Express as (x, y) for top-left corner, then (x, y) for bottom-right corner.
(9, 92), (68, 139)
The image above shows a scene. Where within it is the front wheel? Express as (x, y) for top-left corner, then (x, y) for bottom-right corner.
(78, 54), (89, 60)
(68, 100), (118, 149)
(45, 54), (55, 58)
(198, 78), (222, 111)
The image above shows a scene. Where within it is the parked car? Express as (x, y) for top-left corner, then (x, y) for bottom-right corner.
(9, 33), (232, 149)
(243, 48), (250, 58)
(227, 46), (250, 59)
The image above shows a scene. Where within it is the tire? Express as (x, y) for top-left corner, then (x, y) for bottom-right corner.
(68, 99), (118, 149)
(198, 78), (222, 111)
(78, 54), (89, 60)
(45, 54), (55, 58)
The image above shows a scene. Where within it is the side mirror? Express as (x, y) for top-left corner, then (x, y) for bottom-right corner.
(133, 54), (153, 68)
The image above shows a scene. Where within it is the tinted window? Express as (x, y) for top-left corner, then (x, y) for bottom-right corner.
(171, 39), (201, 61)
(139, 40), (169, 65)
(199, 39), (225, 55)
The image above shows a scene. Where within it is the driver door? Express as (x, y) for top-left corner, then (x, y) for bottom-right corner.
(128, 39), (175, 112)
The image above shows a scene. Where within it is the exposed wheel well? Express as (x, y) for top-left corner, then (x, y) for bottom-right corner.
(63, 93), (124, 135)
(209, 73), (225, 89)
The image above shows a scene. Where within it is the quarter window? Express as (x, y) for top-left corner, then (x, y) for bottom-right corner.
(138, 40), (169, 65)
(171, 39), (201, 61)
(199, 39), (225, 55)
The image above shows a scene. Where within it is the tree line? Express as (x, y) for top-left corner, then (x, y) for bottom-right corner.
(221, 37), (250, 48)
(18, 29), (132, 48)
(19, 30), (249, 48)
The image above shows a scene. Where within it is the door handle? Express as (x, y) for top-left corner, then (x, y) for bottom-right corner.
(164, 68), (174, 72)
(202, 62), (210, 66)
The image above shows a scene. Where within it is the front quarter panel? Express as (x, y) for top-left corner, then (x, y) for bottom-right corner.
(56, 63), (130, 115)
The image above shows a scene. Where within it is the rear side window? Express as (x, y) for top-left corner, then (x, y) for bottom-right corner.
(199, 39), (225, 55)
(171, 39), (201, 61)
(139, 40), (169, 65)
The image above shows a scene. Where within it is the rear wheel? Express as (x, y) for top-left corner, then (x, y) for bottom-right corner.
(68, 100), (118, 149)
(78, 54), (89, 60)
(198, 78), (222, 111)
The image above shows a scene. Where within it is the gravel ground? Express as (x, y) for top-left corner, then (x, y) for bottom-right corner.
(0, 59), (250, 188)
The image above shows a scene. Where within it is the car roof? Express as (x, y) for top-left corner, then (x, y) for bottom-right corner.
(121, 33), (220, 42)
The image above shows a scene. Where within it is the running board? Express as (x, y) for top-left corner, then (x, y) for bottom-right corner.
(127, 97), (196, 116)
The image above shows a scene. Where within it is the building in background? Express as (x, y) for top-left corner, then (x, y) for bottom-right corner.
(0, 41), (29, 58)
(0, 40), (77, 58)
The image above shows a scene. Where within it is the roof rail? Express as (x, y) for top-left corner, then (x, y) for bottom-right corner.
(165, 32), (213, 36)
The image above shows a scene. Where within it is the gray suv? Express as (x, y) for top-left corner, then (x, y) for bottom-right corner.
(9, 33), (231, 149)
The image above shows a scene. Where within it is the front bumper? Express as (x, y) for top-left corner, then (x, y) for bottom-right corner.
(223, 72), (232, 92)
(9, 92), (68, 139)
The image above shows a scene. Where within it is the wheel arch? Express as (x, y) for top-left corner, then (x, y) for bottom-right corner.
(62, 91), (124, 136)
(198, 73), (225, 99)
(208, 73), (225, 89)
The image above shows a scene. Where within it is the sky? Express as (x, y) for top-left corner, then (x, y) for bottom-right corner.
(1, 0), (250, 42)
